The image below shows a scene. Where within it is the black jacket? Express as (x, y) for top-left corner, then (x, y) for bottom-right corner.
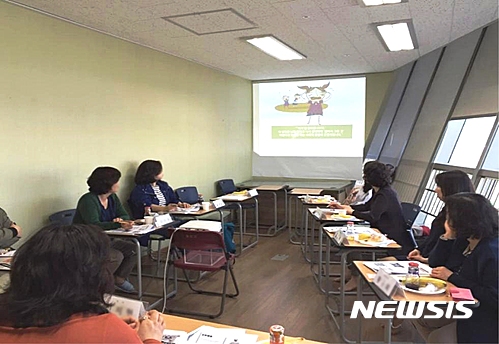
(352, 186), (413, 255)
(419, 208), (446, 257)
(448, 237), (498, 343)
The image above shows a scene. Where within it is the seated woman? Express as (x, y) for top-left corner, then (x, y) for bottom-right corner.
(0, 223), (164, 343)
(73, 166), (137, 293)
(128, 160), (189, 219)
(414, 193), (498, 344)
(407, 170), (474, 270)
(331, 161), (414, 291)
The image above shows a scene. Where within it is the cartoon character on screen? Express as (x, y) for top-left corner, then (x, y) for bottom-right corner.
(292, 94), (301, 106)
(298, 82), (330, 125)
(282, 95), (289, 108)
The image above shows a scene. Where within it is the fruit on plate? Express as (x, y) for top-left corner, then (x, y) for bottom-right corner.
(358, 233), (371, 240)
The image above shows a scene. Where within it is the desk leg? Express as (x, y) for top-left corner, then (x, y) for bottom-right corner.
(237, 203), (243, 255)
(303, 210), (311, 262)
(384, 319), (392, 344)
(357, 273), (363, 343)
(132, 238), (143, 300)
(311, 224), (326, 293)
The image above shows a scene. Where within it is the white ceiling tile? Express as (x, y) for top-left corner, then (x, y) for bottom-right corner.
(450, 0), (498, 40)
(313, 0), (358, 9)
(9, 0), (497, 79)
(366, 3), (411, 23)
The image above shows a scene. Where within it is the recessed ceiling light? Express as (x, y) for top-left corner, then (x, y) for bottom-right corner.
(244, 35), (306, 61)
(361, 0), (404, 6)
(374, 21), (417, 51)
(302, 15), (310, 19)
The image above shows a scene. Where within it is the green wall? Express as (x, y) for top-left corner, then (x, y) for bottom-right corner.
(0, 1), (252, 240)
(0, 2), (392, 241)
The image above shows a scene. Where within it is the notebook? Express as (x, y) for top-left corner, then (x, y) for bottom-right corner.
(450, 287), (474, 301)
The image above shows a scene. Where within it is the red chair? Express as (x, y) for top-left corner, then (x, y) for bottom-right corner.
(164, 229), (239, 318)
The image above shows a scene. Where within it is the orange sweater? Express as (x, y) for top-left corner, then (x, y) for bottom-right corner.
(0, 313), (161, 343)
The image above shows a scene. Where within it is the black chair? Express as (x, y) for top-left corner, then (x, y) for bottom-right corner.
(401, 202), (421, 249)
(216, 179), (237, 196)
(49, 209), (76, 225)
(175, 186), (200, 204)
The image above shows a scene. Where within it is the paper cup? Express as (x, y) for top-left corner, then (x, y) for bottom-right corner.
(202, 202), (211, 211)
(144, 216), (154, 224)
(336, 209), (347, 216)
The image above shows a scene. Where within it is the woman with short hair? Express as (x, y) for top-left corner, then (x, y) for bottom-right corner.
(414, 193), (498, 343)
(73, 166), (137, 293)
(0, 224), (163, 343)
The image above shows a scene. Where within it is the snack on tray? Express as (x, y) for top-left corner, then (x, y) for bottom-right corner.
(370, 234), (384, 242)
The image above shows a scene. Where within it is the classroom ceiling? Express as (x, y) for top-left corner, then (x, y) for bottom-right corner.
(9, 0), (499, 80)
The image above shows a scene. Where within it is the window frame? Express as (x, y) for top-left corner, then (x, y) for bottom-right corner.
(415, 113), (499, 216)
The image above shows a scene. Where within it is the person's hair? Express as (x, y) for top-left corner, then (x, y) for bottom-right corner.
(87, 166), (121, 195)
(134, 160), (163, 185)
(385, 163), (397, 184)
(362, 161), (393, 188)
(435, 170), (475, 200)
(0, 224), (114, 328)
(445, 193), (498, 240)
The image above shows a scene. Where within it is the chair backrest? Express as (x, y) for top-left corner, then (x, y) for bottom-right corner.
(49, 209), (76, 225)
(401, 202), (421, 229)
(171, 229), (227, 252)
(216, 179), (237, 196)
(175, 186), (200, 204)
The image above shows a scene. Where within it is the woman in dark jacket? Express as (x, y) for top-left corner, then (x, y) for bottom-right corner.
(128, 160), (189, 219)
(342, 161), (414, 254)
(414, 193), (498, 344)
(335, 161), (413, 291)
(407, 170), (475, 267)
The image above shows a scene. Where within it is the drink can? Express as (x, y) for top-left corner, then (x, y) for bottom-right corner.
(269, 325), (284, 344)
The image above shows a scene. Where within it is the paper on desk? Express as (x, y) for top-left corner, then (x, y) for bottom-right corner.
(106, 224), (156, 236)
(186, 325), (257, 344)
(0, 249), (15, 271)
(364, 261), (431, 275)
(163, 329), (188, 344)
(173, 204), (201, 214)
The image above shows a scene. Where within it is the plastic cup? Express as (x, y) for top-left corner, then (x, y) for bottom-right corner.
(336, 209), (347, 216)
(144, 216), (154, 224)
(202, 202), (211, 211)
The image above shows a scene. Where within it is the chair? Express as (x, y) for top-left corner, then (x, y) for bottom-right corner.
(175, 186), (200, 204)
(216, 179), (237, 196)
(401, 202), (421, 249)
(48, 209), (76, 225)
(165, 229), (239, 318)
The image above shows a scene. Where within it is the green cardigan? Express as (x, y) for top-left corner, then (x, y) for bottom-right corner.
(73, 192), (130, 230)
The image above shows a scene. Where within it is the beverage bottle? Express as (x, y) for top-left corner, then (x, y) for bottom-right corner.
(346, 221), (355, 235)
(144, 206), (151, 216)
(269, 325), (284, 344)
(405, 262), (420, 290)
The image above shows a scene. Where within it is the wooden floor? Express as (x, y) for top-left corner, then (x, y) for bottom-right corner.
(132, 229), (425, 343)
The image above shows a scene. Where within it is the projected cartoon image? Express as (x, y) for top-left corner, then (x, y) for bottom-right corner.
(275, 83), (331, 125)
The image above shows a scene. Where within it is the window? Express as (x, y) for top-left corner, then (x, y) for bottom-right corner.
(417, 114), (499, 224)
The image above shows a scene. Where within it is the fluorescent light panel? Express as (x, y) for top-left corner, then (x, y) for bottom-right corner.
(363, 0), (402, 6)
(245, 36), (305, 60)
(376, 22), (415, 51)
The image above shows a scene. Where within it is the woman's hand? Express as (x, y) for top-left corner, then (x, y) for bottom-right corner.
(328, 201), (342, 209)
(342, 205), (354, 215)
(113, 218), (124, 223)
(137, 311), (165, 342)
(10, 223), (22, 237)
(431, 266), (453, 281)
(407, 249), (428, 263)
(178, 202), (191, 208)
(120, 221), (133, 230)
(121, 316), (139, 330)
(166, 203), (178, 212)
